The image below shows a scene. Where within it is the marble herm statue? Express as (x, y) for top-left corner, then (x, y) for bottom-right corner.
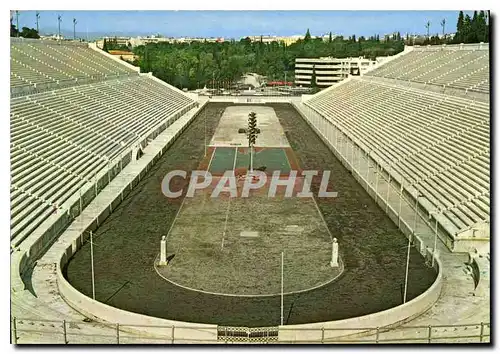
(330, 238), (339, 268)
(159, 235), (167, 265)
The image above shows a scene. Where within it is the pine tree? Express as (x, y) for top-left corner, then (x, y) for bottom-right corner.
(478, 10), (488, 42)
(304, 28), (311, 42)
(456, 11), (464, 43)
(102, 38), (108, 52)
(463, 14), (472, 43)
(328, 31), (332, 43)
(470, 11), (479, 43)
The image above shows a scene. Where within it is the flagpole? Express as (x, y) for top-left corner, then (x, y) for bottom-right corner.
(90, 231), (96, 300)
(432, 217), (439, 267)
(204, 107), (207, 156)
(403, 232), (411, 303)
(281, 251), (284, 326)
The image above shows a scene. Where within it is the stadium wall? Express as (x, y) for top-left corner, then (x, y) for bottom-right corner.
(278, 252), (442, 341)
(57, 249), (217, 341)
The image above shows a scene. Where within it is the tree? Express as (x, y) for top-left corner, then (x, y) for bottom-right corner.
(463, 14), (472, 43)
(470, 11), (479, 43)
(132, 31), (407, 90)
(328, 32), (332, 43)
(247, 112), (258, 172)
(478, 10), (489, 42)
(304, 28), (311, 42)
(102, 38), (108, 52)
(20, 26), (40, 39)
(456, 11), (465, 42)
(10, 17), (18, 37)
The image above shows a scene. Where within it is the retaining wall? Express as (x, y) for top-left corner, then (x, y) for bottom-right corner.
(278, 255), (442, 341)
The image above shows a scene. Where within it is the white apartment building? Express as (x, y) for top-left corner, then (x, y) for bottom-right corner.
(295, 57), (384, 88)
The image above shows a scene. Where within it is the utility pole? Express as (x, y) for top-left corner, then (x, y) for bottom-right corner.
(73, 18), (77, 41)
(16, 11), (19, 37)
(35, 11), (40, 34)
(57, 15), (62, 41)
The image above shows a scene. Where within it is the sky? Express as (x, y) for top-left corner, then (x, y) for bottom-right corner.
(12, 10), (473, 40)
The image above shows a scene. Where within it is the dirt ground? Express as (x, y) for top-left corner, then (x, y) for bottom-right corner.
(65, 102), (437, 327)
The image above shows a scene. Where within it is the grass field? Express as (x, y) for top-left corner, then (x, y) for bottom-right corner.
(65, 103), (437, 327)
(207, 147), (292, 175)
(158, 191), (337, 295)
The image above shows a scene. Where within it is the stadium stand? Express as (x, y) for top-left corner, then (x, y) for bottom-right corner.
(306, 73), (490, 241)
(10, 39), (197, 247)
(365, 44), (489, 94)
(10, 38), (136, 92)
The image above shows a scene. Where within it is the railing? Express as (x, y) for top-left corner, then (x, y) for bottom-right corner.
(10, 317), (489, 344)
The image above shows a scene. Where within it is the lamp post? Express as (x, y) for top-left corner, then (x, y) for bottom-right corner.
(16, 11), (19, 37)
(73, 18), (77, 41)
(57, 15), (62, 41)
(35, 11), (40, 34)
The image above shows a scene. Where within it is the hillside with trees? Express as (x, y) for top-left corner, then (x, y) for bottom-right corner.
(129, 10), (488, 90)
(133, 33), (404, 90)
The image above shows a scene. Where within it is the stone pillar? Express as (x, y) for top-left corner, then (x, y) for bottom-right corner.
(330, 238), (339, 268)
(159, 235), (167, 265)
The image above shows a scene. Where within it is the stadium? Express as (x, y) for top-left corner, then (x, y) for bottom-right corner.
(10, 27), (490, 343)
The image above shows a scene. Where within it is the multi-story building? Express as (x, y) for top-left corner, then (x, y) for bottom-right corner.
(96, 36), (131, 49)
(294, 56), (386, 88)
(244, 35), (303, 46)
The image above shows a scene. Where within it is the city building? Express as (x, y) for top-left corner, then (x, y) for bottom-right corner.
(107, 50), (138, 63)
(294, 56), (387, 88)
(96, 36), (130, 49)
(244, 35), (303, 46)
